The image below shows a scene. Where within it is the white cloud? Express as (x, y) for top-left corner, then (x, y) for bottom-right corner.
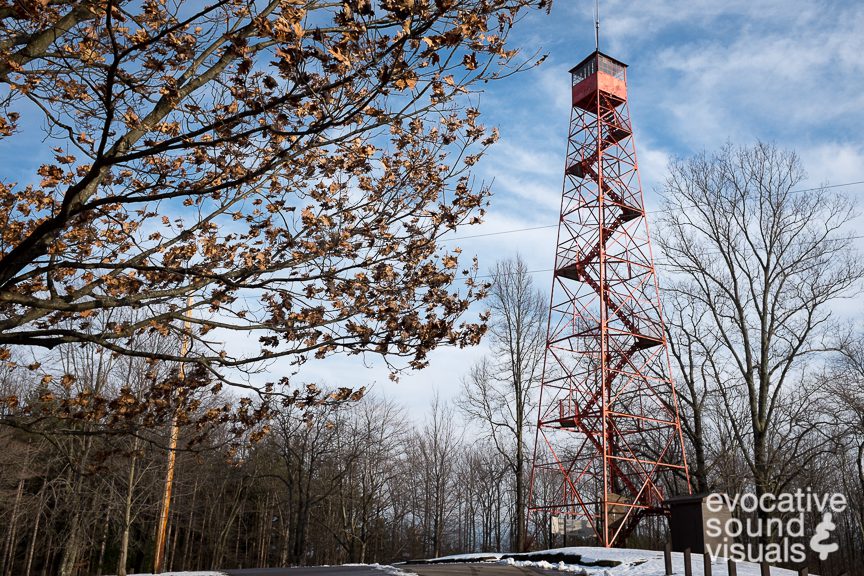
(631, 2), (864, 150)
(140, 2), (864, 421)
(798, 141), (864, 187)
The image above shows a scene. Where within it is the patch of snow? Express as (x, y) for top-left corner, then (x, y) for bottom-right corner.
(523, 548), (804, 576)
(502, 557), (587, 572)
(433, 547), (810, 576)
(342, 563), (419, 575)
(428, 552), (503, 561)
(511, 546), (659, 565)
(504, 557), (592, 573)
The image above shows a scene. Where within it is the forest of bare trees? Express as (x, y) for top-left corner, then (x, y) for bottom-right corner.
(0, 362), (531, 575)
(0, 263), (543, 576)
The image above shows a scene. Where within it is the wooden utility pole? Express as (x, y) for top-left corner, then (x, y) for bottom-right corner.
(154, 302), (192, 573)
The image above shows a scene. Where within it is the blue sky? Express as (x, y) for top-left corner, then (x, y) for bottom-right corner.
(293, 0), (864, 415)
(5, 1), (864, 416)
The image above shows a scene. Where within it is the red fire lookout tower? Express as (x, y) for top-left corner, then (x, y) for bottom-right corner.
(527, 51), (691, 547)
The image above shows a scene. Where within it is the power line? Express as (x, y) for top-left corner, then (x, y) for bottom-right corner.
(474, 268), (553, 279)
(443, 224), (557, 241)
(440, 180), (864, 243)
(787, 180), (864, 193)
(211, 179), (864, 289)
(480, 237), (864, 279)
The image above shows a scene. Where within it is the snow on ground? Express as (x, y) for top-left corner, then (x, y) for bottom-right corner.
(120, 547), (807, 576)
(343, 563), (419, 575)
(429, 546), (806, 576)
(561, 546), (801, 576)
(425, 552), (504, 561)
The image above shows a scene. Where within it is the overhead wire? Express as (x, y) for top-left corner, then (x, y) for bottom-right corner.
(227, 179), (864, 290)
(440, 180), (864, 243)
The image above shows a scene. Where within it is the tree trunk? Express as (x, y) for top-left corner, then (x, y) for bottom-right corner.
(181, 477), (198, 571)
(169, 514), (180, 572)
(752, 427), (771, 546)
(690, 403), (709, 493)
(40, 523), (54, 576)
(24, 500), (41, 576)
(117, 442), (139, 576)
(212, 481), (245, 570)
(2, 477), (24, 576)
(515, 407), (525, 551)
(855, 442), (864, 545)
(95, 504), (111, 576)
(58, 511), (83, 576)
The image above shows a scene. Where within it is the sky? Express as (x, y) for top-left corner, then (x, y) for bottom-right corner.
(5, 1), (864, 419)
(290, 0), (864, 417)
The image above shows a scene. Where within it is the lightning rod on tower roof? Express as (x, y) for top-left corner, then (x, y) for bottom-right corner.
(594, 0), (600, 51)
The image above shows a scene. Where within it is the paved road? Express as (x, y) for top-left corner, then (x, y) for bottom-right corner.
(224, 563), (556, 575)
(410, 563), (557, 575)
(225, 567), (384, 576)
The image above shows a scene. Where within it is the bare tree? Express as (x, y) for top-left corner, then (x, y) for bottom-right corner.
(331, 397), (406, 563)
(826, 336), (864, 543)
(657, 142), (862, 511)
(462, 255), (545, 551)
(664, 289), (728, 492)
(411, 394), (460, 558)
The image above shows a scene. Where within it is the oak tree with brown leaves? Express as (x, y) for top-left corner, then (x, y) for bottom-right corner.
(0, 0), (548, 422)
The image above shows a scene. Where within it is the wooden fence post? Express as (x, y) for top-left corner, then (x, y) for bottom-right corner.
(727, 558), (737, 576)
(684, 548), (692, 576)
(703, 552), (712, 576)
(796, 567), (807, 576)
(664, 542), (673, 576)
(760, 562), (770, 576)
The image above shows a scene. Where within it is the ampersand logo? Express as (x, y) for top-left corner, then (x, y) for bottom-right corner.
(809, 512), (839, 560)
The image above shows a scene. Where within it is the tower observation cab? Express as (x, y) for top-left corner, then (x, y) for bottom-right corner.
(570, 51), (628, 110)
(527, 49), (691, 548)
